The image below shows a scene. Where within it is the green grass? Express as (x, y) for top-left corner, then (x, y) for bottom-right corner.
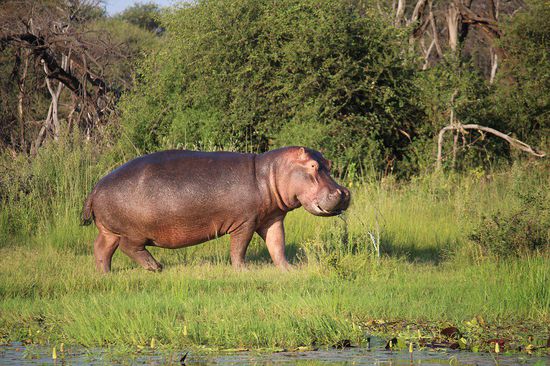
(0, 139), (549, 353)
(0, 244), (548, 351)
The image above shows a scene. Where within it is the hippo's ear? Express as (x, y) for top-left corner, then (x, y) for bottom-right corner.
(298, 147), (308, 161)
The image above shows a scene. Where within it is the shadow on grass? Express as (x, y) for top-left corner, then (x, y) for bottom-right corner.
(77, 230), (451, 272)
(379, 234), (453, 265)
(245, 241), (302, 265)
(138, 236), (304, 270)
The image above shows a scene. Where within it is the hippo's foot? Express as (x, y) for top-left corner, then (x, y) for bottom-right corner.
(119, 237), (163, 272)
(231, 261), (248, 272)
(145, 261), (163, 272)
(276, 261), (293, 272)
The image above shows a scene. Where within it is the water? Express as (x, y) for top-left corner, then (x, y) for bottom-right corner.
(1, 342), (547, 365)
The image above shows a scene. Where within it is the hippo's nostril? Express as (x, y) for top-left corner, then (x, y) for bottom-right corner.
(336, 188), (350, 200)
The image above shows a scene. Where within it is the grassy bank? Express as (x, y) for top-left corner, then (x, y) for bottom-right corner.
(0, 144), (548, 354)
(0, 246), (548, 351)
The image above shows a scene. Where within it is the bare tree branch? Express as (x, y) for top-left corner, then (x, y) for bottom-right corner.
(395, 0), (406, 26)
(408, 0), (428, 26)
(1, 33), (84, 95)
(437, 124), (546, 170)
(457, 2), (502, 37)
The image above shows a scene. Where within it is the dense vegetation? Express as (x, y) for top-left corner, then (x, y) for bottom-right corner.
(119, 0), (548, 176)
(0, 0), (548, 355)
(121, 0), (424, 175)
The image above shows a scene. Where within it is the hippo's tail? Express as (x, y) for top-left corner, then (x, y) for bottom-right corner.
(81, 193), (94, 226)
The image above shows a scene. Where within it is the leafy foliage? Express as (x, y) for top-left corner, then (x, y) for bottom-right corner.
(116, 2), (164, 34)
(468, 164), (549, 258)
(414, 56), (508, 171)
(120, 0), (425, 175)
(493, 0), (550, 149)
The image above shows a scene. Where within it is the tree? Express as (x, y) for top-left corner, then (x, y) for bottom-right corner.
(492, 0), (549, 148)
(390, 0), (523, 78)
(119, 0), (426, 176)
(117, 2), (164, 34)
(0, 0), (157, 153)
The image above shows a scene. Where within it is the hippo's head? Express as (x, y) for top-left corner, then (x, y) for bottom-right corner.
(283, 147), (351, 217)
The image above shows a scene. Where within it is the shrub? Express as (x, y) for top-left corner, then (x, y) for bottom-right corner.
(119, 0), (425, 176)
(468, 166), (549, 258)
(492, 0), (550, 149)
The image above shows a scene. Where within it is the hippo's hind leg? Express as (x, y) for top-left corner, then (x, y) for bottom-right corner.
(119, 237), (163, 272)
(93, 231), (120, 273)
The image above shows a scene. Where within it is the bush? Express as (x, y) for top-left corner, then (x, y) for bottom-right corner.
(119, 0), (425, 176)
(415, 56), (508, 172)
(468, 165), (549, 258)
(492, 0), (550, 149)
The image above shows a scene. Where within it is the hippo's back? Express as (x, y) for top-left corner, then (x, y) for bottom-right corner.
(99, 150), (254, 188)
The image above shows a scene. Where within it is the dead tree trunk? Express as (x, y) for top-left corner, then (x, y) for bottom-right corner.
(489, 51), (498, 84)
(31, 53), (68, 152)
(408, 0), (428, 26)
(488, 0), (500, 84)
(17, 48), (29, 149)
(449, 90), (459, 169)
(422, 38), (436, 70)
(429, 0), (443, 58)
(452, 130), (459, 168)
(31, 103), (52, 155)
(447, 1), (461, 52)
(42, 57), (66, 141)
(395, 0), (406, 26)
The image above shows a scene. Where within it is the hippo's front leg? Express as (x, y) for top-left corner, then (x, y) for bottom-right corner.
(229, 226), (255, 269)
(257, 218), (291, 270)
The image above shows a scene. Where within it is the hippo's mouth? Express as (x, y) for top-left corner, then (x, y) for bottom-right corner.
(315, 203), (344, 216)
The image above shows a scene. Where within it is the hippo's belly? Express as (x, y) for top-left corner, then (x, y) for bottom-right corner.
(148, 218), (232, 249)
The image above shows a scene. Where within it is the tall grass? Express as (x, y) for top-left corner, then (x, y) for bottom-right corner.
(0, 137), (548, 350)
(0, 131), (124, 252)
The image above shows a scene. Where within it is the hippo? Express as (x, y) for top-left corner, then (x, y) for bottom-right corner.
(82, 146), (350, 272)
